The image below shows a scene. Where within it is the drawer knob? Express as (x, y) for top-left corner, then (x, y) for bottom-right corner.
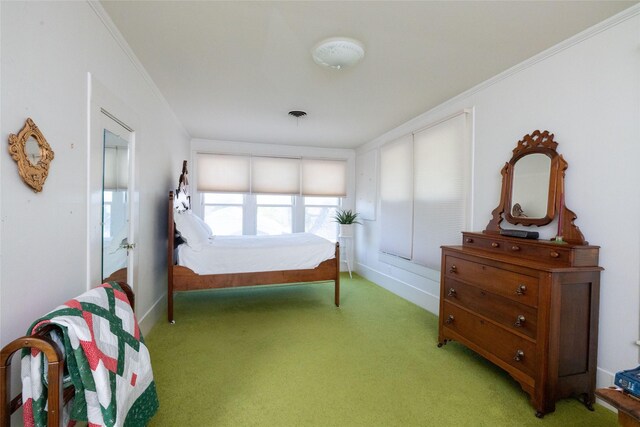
(514, 349), (525, 362)
(444, 314), (454, 325)
(449, 265), (457, 273)
(514, 315), (526, 327)
(549, 251), (559, 258)
(447, 288), (457, 298)
(515, 284), (527, 295)
(465, 238), (474, 243)
(511, 245), (520, 251)
(491, 242), (500, 248)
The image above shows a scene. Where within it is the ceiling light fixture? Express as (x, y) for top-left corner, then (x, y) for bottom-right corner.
(288, 110), (307, 118)
(288, 110), (307, 127)
(312, 37), (365, 70)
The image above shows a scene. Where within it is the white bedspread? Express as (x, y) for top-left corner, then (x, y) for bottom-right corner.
(177, 232), (336, 275)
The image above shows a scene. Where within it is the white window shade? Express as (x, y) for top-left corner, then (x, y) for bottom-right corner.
(379, 134), (413, 259)
(197, 154), (250, 193)
(412, 113), (469, 269)
(103, 146), (128, 190)
(301, 159), (347, 197)
(252, 157), (300, 194)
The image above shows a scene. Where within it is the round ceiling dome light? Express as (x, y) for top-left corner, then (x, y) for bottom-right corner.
(312, 37), (365, 70)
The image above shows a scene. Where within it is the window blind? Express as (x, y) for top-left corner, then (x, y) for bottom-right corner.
(196, 154), (347, 197)
(379, 134), (414, 259)
(378, 112), (470, 268)
(251, 156), (300, 194)
(103, 146), (128, 190)
(301, 159), (347, 197)
(197, 154), (250, 192)
(412, 113), (469, 269)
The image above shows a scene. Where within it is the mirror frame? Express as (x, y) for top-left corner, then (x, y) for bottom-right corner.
(485, 130), (586, 245)
(506, 136), (557, 226)
(8, 118), (55, 192)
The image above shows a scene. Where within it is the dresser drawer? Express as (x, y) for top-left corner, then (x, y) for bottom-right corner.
(461, 232), (599, 267)
(462, 233), (506, 254)
(441, 302), (536, 378)
(444, 256), (539, 308)
(504, 242), (571, 266)
(443, 278), (537, 339)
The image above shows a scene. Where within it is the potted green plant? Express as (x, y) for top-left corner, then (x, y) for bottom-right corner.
(333, 209), (360, 237)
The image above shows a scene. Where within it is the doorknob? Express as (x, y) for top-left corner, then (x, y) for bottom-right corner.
(120, 242), (136, 252)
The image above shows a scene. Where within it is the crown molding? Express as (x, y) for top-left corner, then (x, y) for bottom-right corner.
(359, 3), (640, 153)
(86, 1), (190, 138)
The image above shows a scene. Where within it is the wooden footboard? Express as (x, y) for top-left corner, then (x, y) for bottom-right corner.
(168, 191), (340, 323)
(0, 282), (134, 426)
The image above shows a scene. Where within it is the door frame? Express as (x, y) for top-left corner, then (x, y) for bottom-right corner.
(87, 73), (140, 304)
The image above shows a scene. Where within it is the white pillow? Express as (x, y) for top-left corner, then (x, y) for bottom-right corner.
(174, 211), (213, 251)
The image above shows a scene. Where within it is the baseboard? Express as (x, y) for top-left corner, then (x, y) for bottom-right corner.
(138, 294), (166, 337)
(356, 263), (440, 315)
(597, 367), (615, 388)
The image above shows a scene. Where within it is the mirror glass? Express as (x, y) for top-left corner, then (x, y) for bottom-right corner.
(25, 136), (42, 165)
(102, 129), (129, 279)
(510, 153), (551, 219)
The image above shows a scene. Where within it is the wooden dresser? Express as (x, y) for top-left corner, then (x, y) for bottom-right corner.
(438, 232), (602, 417)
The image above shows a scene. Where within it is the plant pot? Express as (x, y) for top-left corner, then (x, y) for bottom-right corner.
(339, 224), (354, 238)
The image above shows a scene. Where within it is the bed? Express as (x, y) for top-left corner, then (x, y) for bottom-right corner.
(167, 166), (340, 323)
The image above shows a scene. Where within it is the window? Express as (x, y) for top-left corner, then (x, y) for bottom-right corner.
(103, 191), (113, 239)
(103, 190), (128, 240)
(199, 193), (340, 241)
(379, 111), (471, 269)
(196, 153), (348, 240)
(203, 193), (244, 236)
(256, 195), (293, 235)
(305, 197), (339, 242)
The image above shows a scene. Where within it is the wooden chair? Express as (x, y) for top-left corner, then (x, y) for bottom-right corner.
(0, 282), (134, 426)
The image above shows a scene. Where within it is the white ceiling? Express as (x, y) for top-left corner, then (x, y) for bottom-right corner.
(100, 1), (635, 149)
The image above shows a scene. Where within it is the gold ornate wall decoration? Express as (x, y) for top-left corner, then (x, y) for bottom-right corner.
(8, 118), (55, 192)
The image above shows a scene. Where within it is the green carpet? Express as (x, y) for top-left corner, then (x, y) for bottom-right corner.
(145, 274), (616, 426)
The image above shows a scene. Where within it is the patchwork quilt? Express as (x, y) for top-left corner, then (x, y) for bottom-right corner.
(21, 282), (159, 427)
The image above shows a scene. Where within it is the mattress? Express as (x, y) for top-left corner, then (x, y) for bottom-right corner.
(176, 232), (336, 275)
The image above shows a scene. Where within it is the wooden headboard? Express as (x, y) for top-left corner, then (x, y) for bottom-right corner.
(174, 160), (190, 212)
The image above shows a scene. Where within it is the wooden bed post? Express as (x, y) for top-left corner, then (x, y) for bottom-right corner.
(335, 242), (340, 307)
(168, 190), (175, 323)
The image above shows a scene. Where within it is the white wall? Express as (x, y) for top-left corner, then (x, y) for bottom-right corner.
(355, 7), (640, 386)
(0, 0), (190, 352)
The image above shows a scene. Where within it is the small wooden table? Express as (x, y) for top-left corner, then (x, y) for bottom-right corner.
(596, 387), (640, 427)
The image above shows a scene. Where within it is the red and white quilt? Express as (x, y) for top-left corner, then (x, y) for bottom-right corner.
(21, 282), (158, 427)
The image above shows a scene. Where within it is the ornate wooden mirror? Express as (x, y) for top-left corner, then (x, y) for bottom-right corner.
(8, 118), (55, 192)
(484, 130), (586, 245)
